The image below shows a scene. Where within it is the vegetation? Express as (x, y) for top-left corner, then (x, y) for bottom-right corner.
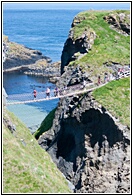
(3, 9), (130, 193)
(34, 108), (56, 140)
(35, 10), (130, 138)
(93, 77), (130, 127)
(3, 109), (71, 193)
(69, 10), (130, 80)
(68, 10), (130, 127)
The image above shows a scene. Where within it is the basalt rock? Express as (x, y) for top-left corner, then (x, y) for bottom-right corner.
(56, 64), (93, 91)
(3, 36), (52, 72)
(38, 93), (130, 193)
(103, 13), (130, 35)
(24, 61), (61, 80)
(37, 10), (130, 193)
(61, 25), (96, 74)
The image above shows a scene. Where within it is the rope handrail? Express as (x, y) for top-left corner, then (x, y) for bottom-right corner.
(6, 72), (130, 106)
(6, 83), (106, 105)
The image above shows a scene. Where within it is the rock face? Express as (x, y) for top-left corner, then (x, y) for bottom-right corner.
(3, 36), (52, 72)
(38, 93), (130, 193)
(103, 13), (130, 35)
(61, 20), (96, 74)
(56, 66), (92, 89)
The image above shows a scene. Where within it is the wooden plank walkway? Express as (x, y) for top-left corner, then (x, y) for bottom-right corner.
(6, 72), (130, 106)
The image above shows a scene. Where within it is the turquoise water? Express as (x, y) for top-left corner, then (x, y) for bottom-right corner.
(4, 72), (58, 133)
(7, 100), (58, 133)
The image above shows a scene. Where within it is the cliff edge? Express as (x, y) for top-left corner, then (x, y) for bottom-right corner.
(37, 10), (130, 193)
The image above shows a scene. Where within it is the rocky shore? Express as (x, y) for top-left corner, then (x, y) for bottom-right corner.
(23, 61), (61, 83)
(3, 35), (60, 83)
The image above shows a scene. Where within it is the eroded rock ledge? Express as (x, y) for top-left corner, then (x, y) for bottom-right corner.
(61, 25), (96, 74)
(3, 36), (60, 82)
(38, 93), (130, 193)
(3, 37), (51, 71)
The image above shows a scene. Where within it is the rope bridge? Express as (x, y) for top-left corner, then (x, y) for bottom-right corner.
(6, 83), (103, 105)
(6, 70), (130, 106)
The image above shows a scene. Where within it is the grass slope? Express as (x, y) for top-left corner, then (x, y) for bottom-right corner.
(70, 10), (130, 77)
(93, 77), (130, 127)
(3, 109), (71, 193)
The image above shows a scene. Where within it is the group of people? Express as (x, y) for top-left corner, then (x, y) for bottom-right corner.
(97, 67), (130, 86)
(33, 68), (129, 100)
(33, 86), (67, 99)
(97, 72), (114, 86)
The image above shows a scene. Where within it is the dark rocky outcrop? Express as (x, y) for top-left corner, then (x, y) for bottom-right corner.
(61, 26), (96, 74)
(38, 93), (130, 193)
(56, 66), (92, 89)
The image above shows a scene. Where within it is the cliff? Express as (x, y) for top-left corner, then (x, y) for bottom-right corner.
(38, 79), (130, 193)
(61, 10), (130, 78)
(37, 10), (130, 193)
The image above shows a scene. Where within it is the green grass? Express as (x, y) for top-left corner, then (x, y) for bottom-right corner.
(3, 109), (71, 193)
(92, 77), (130, 127)
(35, 10), (130, 139)
(34, 108), (56, 140)
(69, 10), (130, 79)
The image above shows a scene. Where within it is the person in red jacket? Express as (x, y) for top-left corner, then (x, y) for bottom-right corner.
(33, 89), (37, 99)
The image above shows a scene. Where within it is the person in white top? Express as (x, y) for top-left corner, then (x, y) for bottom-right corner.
(83, 80), (86, 88)
(46, 87), (50, 98)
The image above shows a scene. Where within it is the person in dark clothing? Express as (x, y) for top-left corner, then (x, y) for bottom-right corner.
(54, 87), (59, 97)
(97, 76), (101, 85)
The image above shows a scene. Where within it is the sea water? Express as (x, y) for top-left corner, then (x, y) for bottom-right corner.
(3, 6), (129, 133)
(3, 9), (82, 62)
(3, 72), (58, 133)
(3, 9), (81, 133)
